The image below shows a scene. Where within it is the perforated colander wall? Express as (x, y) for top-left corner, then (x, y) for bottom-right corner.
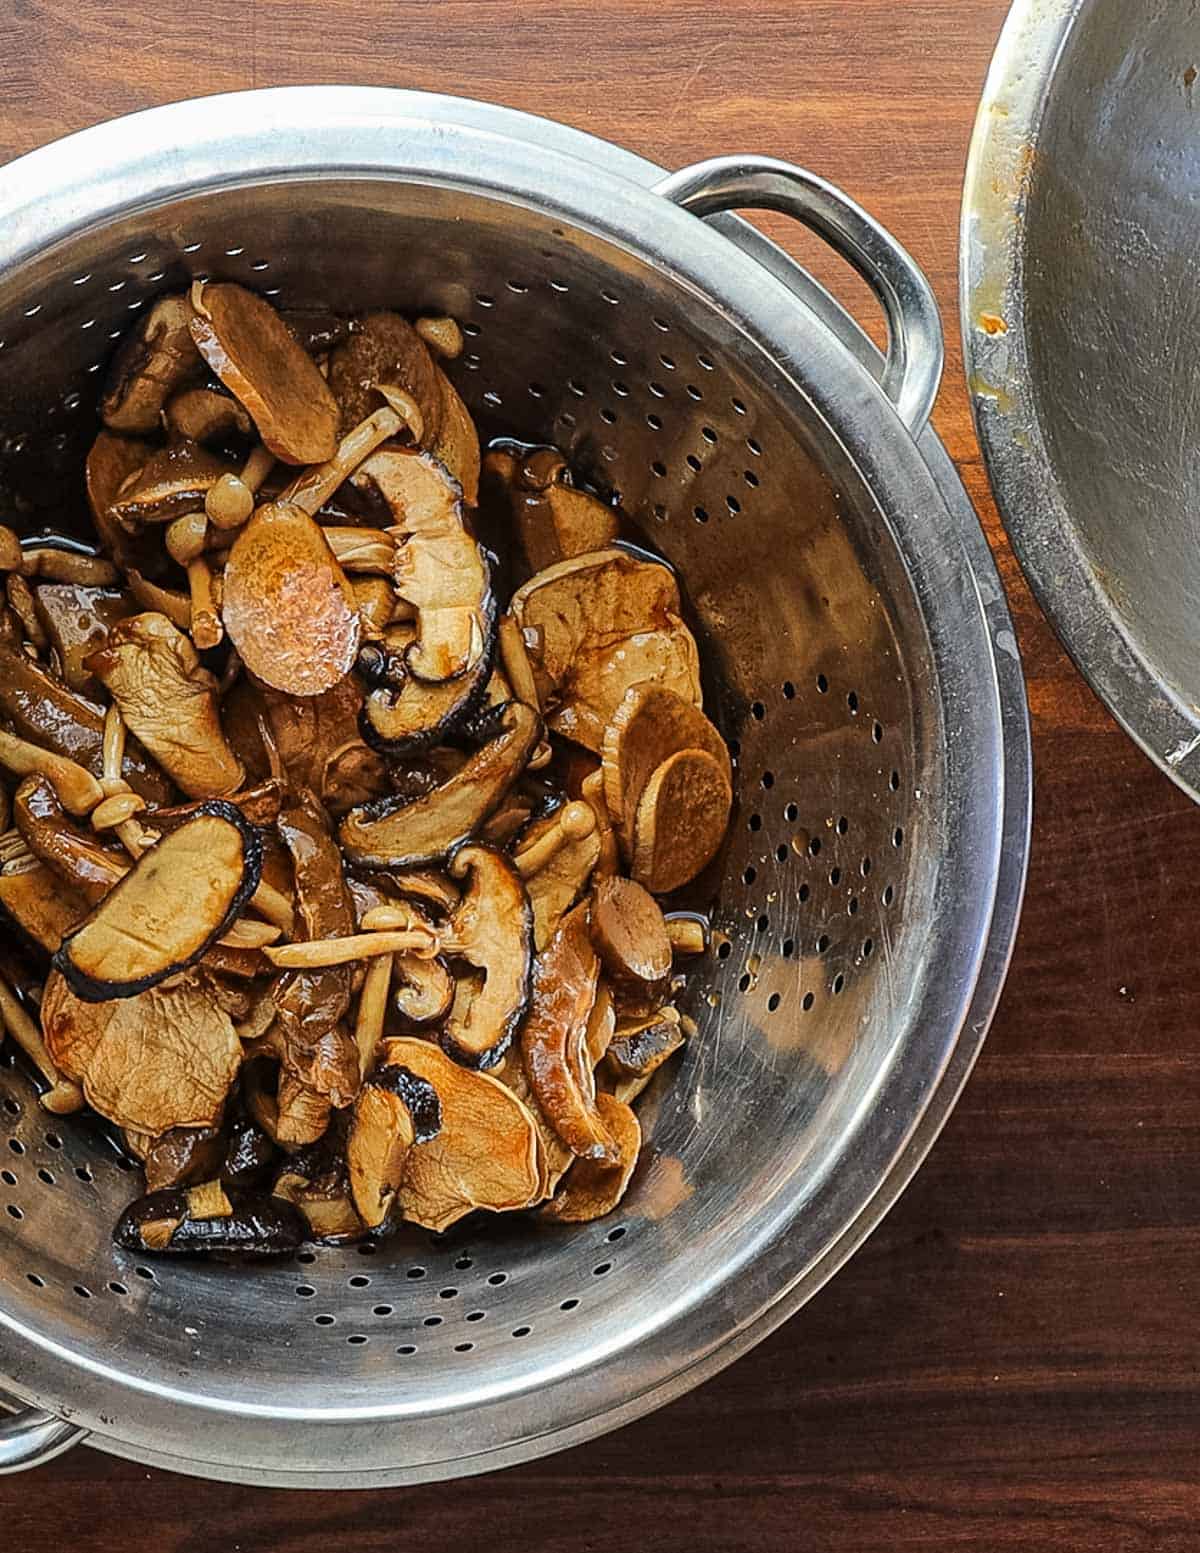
(0, 176), (928, 1411)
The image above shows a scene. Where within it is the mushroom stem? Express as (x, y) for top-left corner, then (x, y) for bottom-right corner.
(126, 568), (191, 630)
(0, 976), (84, 1114)
(280, 405), (404, 517)
(666, 916), (709, 956)
(498, 613), (541, 711)
(102, 703), (125, 785)
(581, 771), (620, 878)
(249, 880), (294, 933)
(264, 929), (437, 969)
(513, 801), (597, 880)
(187, 557), (224, 650)
(359, 903), (423, 933)
(0, 829), (34, 868)
(354, 951), (394, 1079)
(7, 575), (47, 651)
(241, 444), (275, 496)
(414, 316), (464, 360)
(0, 730), (103, 816)
(14, 547), (119, 586)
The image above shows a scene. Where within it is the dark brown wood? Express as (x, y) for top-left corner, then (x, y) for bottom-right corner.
(6, 1), (1200, 1546)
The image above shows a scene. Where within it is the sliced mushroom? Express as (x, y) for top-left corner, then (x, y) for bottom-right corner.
(272, 791), (359, 1105)
(415, 316), (464, 360)
(85, 430), (163, 570)
(486, 446), (620, 574)
(246, 677), (389, 816)
(189, 282), (340, 464)
(141, 1122), (227, 1193)
(601, 683), (730, 858)
(521, 906), (619, 1164)
(32, 582), (133, 695)
(348, 1062), (442, 1229)
(55, 801), (262, 1001)
(146, 778), (285, 836)
(513, 799), (602, 951)
(114, 1183), (306, 1256)
(588, 875), (673, 990)
(356, 599), (497, 755)
(108, 440), (235, 530)
(438, 843), (533, 1069)
(665, 913), (709, 957)
(328, 311), (444, 443)
(353, 446), (491, 686)
(222, 1111), (279, 1185)
(510, 549), (702, 752)
(275, 1071), (334, 1148)
(14, 774), (127, 903)
(339, 700), (540, 867)
(0, 856), (90, 952)
(271, 1120), (362, 1241)
(164, 386), (254, 445)
(87, 612), (244, 798)
(585, 980), (616, 1066)
(42, 969), (242, 1134)
(541, 1093), (640, 1223)
(431, 371), (481, 505)
(221, 502), (361, 696)
(631, 748), (732, 893)
(604, 1005), (685, 1090)
(0, 642), (172, 804)
(101, 294), (203, 435)
(385, 1037), (542, 1232)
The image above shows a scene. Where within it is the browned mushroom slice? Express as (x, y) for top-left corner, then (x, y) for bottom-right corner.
(115, 1183), (306, 1257)
(14, 775), (127, 904)
(0, 857), (90, 952)
(101, 294), (203, 435)
(54, 802), (262, 1001)
(108, 440), (235, 530)
(357, 598), (497, 756)
(431, 371), (481, 505)
(485, 446), (620, 573)
(541, 1093), (640, 1223)
(510, 549), (702, 752)
(0, 642), (172, 804)
(601, 683), (731, 858)
(585, 980), (616, 1065)
(588, 875), (673, 992)
(147, 779), (285, 836)
(394, 951), (454, 1027)
(248, 677), (389, 816)
(522, 907), (620, 1164)
(604, 1005), (685, 1092)
(221, 501), (361, 696)
(328, 311), (444, 443)
(631, 748), (732, 893)
(42, 969), (242, 1134)
(0, 731), (103, 816)
(439, 843), (533, 1069)
(274, 1072), (334, 1148)
(189, 282), (340, 464)
(513, 799), (603, 951)
(271, 1120), (363, 1241)
(87, 613), (244, 798)
(164, 386), (254, 445)
(385, 1037), (542, 1231)
(32, 582), (133, 695)
(353, 446), (491, 686)
(347, 1063), (442, 1229)
(339, 701), (540, 867)
(142, 1122), (227, 1193)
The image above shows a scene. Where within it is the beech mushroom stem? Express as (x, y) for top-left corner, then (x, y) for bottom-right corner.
(187, 557), (224, 650)
(0, 976), (84, 1115)
(249, 880), (294, 933)
(0, 829), (34, 868)
(241, 444), (275, 495)
(354, 952), (394, 1078)
(0, 730), (103, 817)
(218, 918), (282, 950)
(101, 703), (125, 785)
(280, 405), (405, 517)
(264, 929), (438, 969)
(513, 801), (596, 879)
(666, 917), (709, 956)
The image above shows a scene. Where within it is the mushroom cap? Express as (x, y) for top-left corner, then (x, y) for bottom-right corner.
(190, 282), (340, 464)
(222, 501), (362, 696)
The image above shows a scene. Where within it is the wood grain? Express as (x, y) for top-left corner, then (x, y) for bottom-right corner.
(6, 1), (1200, 1547)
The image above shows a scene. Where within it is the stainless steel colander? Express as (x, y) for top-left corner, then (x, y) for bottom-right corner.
(0, 88), (1030, 1487)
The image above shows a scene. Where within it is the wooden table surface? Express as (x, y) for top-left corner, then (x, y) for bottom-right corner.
(4, 2), (1200, 1547)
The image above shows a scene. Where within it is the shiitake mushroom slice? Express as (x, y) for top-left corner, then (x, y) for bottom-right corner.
(53, 801), (263, 1001)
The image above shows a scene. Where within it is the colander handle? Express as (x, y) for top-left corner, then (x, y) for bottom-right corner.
(0, 1395), (86, 1473)
(652, 155), (944, 437)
